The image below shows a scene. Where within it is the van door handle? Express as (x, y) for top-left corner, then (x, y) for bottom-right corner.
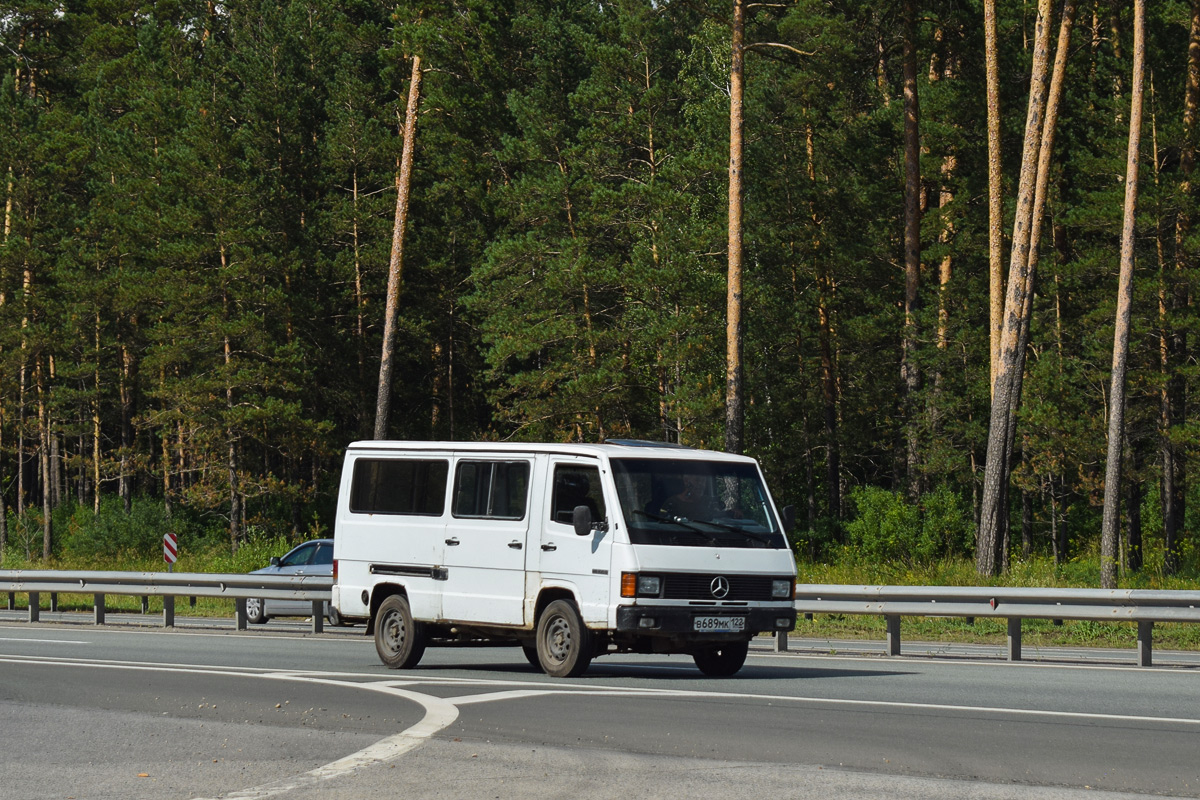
(508, 540), (523, 549)
(445, 537), (460, 546)
(541, 543), (557, 552)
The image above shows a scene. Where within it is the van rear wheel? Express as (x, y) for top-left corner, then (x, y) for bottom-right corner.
(375, 595), (426, 669)
(536, 600), (593, 678)
(692, 640), (749, 677)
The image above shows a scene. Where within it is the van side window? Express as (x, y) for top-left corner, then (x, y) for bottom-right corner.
(550, 465), (606, 524)
(453, 461), (530, 519)
(349, 459), (449, 515)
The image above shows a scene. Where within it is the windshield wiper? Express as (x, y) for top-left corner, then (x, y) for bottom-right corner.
(689, 517), (775, 546)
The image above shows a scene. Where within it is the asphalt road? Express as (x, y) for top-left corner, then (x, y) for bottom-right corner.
(1, 620), (1198, 799)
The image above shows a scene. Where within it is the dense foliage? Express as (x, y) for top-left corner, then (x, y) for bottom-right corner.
(1, 0), (1197, 582)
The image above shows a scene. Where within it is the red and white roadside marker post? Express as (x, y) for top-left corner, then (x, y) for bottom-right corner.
(162, 533), (178, 627)
(163, 532), (178, 571)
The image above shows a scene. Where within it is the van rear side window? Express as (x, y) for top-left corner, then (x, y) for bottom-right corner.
(350, 459), (449, 515)
(453, 461), (530, 519)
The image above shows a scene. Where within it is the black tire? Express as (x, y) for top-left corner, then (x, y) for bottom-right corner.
(692, 640), (749, 677)
(245, 597), (267, 625)
(374, 594), (426, 669)
(535, 599), (593, 678)
(521, 644), (540, 669)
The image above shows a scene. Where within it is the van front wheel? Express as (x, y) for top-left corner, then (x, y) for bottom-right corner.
(692, 640), (749, 677)
(374, 595), (426, 669)
(536, 600), (593, 678)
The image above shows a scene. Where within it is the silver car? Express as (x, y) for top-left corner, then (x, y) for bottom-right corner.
(246, 539), (346, 626)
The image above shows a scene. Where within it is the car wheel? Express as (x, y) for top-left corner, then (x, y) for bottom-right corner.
(327, 605), (343, 627)
(692, 640), (749, 677)
(374, 595), (426, 669)
(246, 597), (267, 625)
(535, 599), (593, 678)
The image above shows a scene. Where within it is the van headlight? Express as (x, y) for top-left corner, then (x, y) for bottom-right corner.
(621, 572), (662, 598)
(637, 575), (662, 596)
(772, 579), (794, 599)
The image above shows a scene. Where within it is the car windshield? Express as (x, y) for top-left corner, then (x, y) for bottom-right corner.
(611, 458), (786, 549)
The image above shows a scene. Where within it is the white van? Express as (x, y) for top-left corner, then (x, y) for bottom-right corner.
(331, 440), (797, 677)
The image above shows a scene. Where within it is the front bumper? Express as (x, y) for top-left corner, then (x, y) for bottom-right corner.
(615, 604), (796, 636)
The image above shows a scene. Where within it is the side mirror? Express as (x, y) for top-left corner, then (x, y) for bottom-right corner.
(572, 505), (594, 536)
(781, 505), (796, 534)
(270, 556), (282, 567)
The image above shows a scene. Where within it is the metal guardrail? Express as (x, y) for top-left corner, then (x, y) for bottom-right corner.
(775, 584), (1200, 667)
(0, 570), (333, 633)
(4, 572), (1198, 666)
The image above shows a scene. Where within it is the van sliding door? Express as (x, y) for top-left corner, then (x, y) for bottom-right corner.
(440, 458), (533, 625)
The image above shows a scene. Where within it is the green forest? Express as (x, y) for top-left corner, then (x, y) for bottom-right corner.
(1, 0), (1198, 586)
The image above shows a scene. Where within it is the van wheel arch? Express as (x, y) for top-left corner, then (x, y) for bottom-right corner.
(533, 587), (578, 625)
(366, 583), (409, 636)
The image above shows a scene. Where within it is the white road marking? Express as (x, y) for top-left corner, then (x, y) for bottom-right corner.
(187, 676), (459, 800)
(0, 637), (91, 644)
(0, 654), (459, 800)
(6, 653), (1198, 729)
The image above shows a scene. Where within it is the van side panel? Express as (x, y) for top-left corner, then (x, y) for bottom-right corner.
(332, 451), (450, 621)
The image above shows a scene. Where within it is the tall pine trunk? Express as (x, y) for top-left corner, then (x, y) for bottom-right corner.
(978, 0), (1054, 576)
(375, 55), (423, 440)
(997, 0), (1078, 575)
(725, 0), (746, 455)
(984, 0), (1004, 394)
(1100, 0), (1146, 590)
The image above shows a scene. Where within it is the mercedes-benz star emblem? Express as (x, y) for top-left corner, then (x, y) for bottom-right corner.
(710, 575), (730, 599)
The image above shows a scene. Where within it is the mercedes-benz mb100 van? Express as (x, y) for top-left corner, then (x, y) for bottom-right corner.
(331, 440), (797, 677)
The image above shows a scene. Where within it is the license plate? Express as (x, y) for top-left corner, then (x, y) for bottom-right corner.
(693, 616), (745, 633)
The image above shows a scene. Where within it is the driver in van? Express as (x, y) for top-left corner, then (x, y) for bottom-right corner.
(659, 473), (716, 521)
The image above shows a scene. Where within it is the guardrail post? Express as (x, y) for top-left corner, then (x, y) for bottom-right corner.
(1138, 621), (1153, 667)
(28, 591), (40, 622)
(7, 592), (13, 610)
(51, 592), (59, 612)
(141, 596), (149, 614)
(1007, 618), (1022, 661)
(163, 596), (175, 628)
(94, 594), (105, 625)
(311, 601), (324, 634)
(774, 630), (789, 652)
(885, 614), (901, 656)
(234, 598), (248, 630)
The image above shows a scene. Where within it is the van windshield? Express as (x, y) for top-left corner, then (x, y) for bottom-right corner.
(611, 458), (787, 549)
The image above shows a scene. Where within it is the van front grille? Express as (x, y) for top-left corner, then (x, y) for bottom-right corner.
(660, 573), (783, 602)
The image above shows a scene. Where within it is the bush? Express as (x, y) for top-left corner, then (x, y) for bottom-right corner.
(845, 486), (921, 564)
(58, 497), (172, 557)
(845, 485), (973, 566)
(918, 485), (974, 561)
(55, 497), (224, 561)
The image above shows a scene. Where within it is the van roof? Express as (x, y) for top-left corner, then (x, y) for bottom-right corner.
(344, 440), (758, 463)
